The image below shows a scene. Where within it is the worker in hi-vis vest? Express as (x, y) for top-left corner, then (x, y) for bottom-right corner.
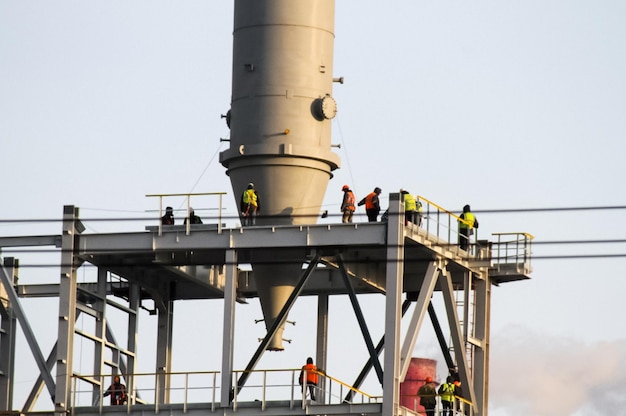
(240, 183), (260, 226)
(438, 376), (456, 416)
(401, 189), (416, 225)
(358, 187), (381, 222)
(340, 184), (356, 223)
(458, 204), (478, 251)
(298, 357), (322, 401)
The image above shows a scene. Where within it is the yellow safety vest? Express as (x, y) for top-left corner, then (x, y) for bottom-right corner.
(459, 212), (475, 229)
(404, 194), (416, 212)
(440, 382), (455, 402)
(243, 189), (257, 207)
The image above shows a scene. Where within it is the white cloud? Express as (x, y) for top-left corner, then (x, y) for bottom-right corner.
(489, 325), (626, 416)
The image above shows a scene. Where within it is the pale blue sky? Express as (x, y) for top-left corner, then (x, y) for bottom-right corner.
(2, 1), (626, 415)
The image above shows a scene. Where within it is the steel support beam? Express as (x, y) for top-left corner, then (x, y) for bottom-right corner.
(427, 303), (457, 376)
(440, 267), (478, 414)
(155, 286), (174, 404)
(0, 257), (57, 406)
(345, 299), (411, 403)
(220, 250), (237, 407)
(399, 261), (439, 380)
(127, 282), (140, 402)
(337, 253), (384, 384)
(91, 268), (107, 405)
(55, 205), (82, 413)
(382, 192), (403, 416)
(316, 293), (329, 403)
(472, 272), (490, 414)
(0, 258), (18, 410)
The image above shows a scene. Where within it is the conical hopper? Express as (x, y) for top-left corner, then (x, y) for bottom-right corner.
(228, 162), (336, 351)
(251, 253), (306, 351)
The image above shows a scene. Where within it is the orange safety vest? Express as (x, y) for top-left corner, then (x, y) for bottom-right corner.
(365, 192), (378, 210)
(344, 191), (356, 211)
(302, 363), (318, 384)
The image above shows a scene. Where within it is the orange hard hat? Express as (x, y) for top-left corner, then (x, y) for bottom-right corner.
(425, 376), (432, 383)
(342, 184), (349, 190)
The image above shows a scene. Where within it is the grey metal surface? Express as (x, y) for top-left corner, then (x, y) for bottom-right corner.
(221, 0), (341, 351)
(221, 0), (340, 226)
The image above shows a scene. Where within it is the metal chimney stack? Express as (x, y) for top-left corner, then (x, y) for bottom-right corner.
(220, 0), (340, 350)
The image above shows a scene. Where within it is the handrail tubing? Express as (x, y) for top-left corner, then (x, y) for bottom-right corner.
(417, 196), (479, 253)
(418, 195), (472, 227)
(401, 393), (474, 416)
(491, 231), (535, 240)
(491, 232), (533, 272)
(146, 192), (227, 235)
(72, 369), (380, 409)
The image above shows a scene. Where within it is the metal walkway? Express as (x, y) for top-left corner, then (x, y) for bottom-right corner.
(0, 194), (532, 416)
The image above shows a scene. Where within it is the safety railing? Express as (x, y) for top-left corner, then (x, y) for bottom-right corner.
(491, 232), (533, 275)
(70, 369), (381, 413)
(417, 196), (478, 255)
(145, 192), (227, 235)
(232, 368), (380, 410)
(71, 371), (220, 414)
(401, 393), (474, 416)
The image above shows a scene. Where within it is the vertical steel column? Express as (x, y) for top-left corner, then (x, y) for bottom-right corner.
(316, 294), (329, 403)
(0, 257), (18, 410)
(127, 282), (140, 402)
(463, 271), (472, 340)
(55, 205), (81, 413)
(221, 249), (237, 406)
(472, 271), (490, 415)
(155, 287), (174, 404)
(92, 268), (107, 405)
(382, 193), (404, 416)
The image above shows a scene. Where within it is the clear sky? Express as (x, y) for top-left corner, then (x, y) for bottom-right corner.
(2, 1), (626, 415)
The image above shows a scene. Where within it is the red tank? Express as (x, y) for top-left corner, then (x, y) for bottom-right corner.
(400, 357), (437, 413)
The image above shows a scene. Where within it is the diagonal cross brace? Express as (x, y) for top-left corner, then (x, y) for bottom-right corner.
(399, 261), (440, 379)
(344, 299), (412, 403)
(336, 253), (384, 385)
(0, 264), (56, 403)
(235, 253), (322, 394)
(439, 268), (478, 413)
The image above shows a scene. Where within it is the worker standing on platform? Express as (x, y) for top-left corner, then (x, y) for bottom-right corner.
(458, 204), (478, 251)
(298, 357), (321, 401)
(340, 185), (356, 223)
(103, 375), (127, 405)
(161, 206), (175, 225)
(417, 376), (437, 416)
(240, 183), (260, 226)
(358, 187), (381, 222)
(438, 376), (456, 416)
(183, 207), (203, 225)
(401, 189), (416, 225)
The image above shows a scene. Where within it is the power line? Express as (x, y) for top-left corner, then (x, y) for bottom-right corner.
(2, 204), (626, 224)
